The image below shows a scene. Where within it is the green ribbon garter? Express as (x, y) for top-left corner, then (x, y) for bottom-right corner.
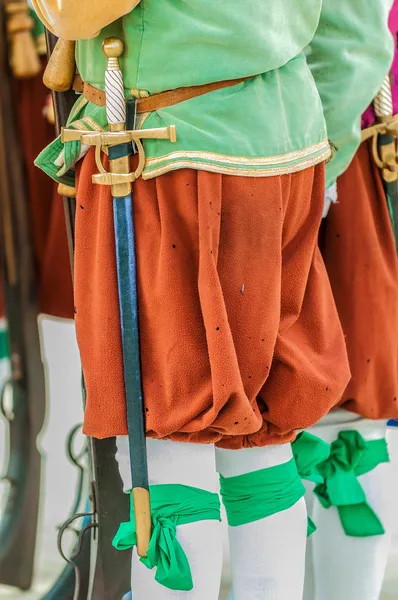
(314, 430), (390, 537)
(219, 431), (330, 535)
(112, 484), (221, 591)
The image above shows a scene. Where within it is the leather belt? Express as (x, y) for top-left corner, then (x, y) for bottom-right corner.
(72, 74), (251, 114)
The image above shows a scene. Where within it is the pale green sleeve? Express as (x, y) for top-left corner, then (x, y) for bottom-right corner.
(306, 0), (394, 187)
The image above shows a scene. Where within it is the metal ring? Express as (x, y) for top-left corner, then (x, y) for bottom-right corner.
(57, 511), (96, 565)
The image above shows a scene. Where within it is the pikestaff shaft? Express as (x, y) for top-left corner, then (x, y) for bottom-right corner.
(0, 0), (46, 589)
(45, 30), (132, 600)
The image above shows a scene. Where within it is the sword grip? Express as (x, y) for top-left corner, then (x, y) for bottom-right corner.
(374, 75), (393, 121)
(103, 38), (126, 129)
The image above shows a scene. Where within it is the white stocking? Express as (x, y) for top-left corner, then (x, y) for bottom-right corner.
(116, 437), (223, 600)
(304, 411), (394, 600)
(215, 443), (308, 600)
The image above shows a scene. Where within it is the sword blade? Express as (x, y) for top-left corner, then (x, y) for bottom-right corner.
(112, 191), (149, 492)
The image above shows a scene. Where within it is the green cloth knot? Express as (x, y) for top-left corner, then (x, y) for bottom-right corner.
(112, 484), (221, 591)
(292, 432), (331, 485)
(314, 430), (389, 537)
(292, 431), (331, 535)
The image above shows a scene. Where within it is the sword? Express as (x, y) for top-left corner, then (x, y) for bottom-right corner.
(372, 75), (398, 249)
(62, 37), (176, 557)
(102, 37), (151, 558)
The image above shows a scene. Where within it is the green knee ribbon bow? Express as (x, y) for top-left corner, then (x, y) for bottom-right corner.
(112, 484), (221, 591)
(314, 430), (389, 537)
(220, 432), (329, 536)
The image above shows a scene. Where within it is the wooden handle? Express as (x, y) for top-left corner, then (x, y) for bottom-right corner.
(57, 183), (76, 197)
(43, 94), (55, 125)
(43, 39), (76, 92)
(132, 487), (151, 557)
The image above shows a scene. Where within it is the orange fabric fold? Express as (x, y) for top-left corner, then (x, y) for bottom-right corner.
(321, 139), (398, 420)
(75, 152), (350, 446)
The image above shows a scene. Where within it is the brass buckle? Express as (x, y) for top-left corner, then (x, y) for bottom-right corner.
(61, 125), (177, 186)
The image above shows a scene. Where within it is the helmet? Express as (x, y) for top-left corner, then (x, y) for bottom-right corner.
(30, 0), (140, 40)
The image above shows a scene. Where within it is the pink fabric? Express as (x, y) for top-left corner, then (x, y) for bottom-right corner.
(362, 3), (398, 128)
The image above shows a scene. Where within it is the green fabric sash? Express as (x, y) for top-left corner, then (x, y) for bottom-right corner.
(112, 484), (221, 591)
(0, 329), (8, 361)
(220, 432), (330, 536)
(314, 430), (390, 537)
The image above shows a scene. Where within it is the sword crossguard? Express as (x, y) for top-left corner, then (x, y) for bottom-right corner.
(362, 117), (398, 183)
(367, 117), (398, 183)
(371, 134), (398, 183)
(61, 125), (177, 185)
(368, 76), (398, 182)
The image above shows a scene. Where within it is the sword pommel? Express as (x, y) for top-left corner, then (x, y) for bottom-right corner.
(103, 37), (124, 60)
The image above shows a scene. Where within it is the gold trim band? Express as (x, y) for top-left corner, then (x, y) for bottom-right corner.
(142, 147), (331, 180)
(144, 139), (330, 169)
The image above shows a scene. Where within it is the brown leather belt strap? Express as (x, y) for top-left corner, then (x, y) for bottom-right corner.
(73, 73), (251, 114)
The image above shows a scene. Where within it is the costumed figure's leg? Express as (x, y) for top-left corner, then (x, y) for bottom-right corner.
(216, 443), (307, 600)
(117, 434), (330, 600)
(304, 411), (393, 600)
(72, 151), (349, 599)
(115, 437), (223, 600)
(304, 131), (398, 600)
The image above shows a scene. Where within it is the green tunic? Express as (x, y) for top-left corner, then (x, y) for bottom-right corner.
(35, 0), (392, 185)
(307, 0), (393, 186)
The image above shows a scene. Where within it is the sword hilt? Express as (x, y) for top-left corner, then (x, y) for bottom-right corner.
(102, 38), (131, 195)
(59, 37), (177, 196)
(372, 75), (398, 183)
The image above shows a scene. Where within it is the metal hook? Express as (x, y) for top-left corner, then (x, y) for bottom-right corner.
(57, 511), (97, 600)
(0, 377), (14, 421)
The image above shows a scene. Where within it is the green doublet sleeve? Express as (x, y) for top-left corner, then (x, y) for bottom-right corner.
(306, 0), (394, 187)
